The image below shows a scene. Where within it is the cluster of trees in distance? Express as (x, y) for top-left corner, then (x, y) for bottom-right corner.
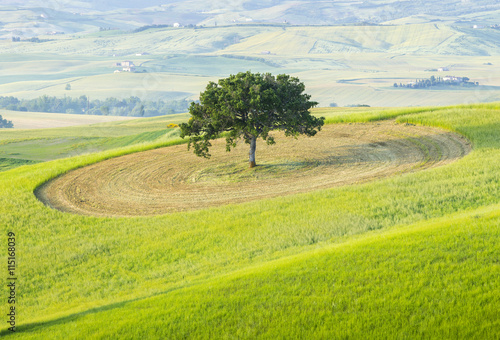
(395, 75), (479, 89)
(11, 36), (53, 43)
(329, 103), (370, 108)
(0, 95), (190, 117)
(0, 115), (13, 128)
(134, 24), (198, 32)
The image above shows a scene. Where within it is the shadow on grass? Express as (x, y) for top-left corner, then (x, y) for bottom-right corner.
(0, 286), (183, 337)
(0, 158), (40, 172)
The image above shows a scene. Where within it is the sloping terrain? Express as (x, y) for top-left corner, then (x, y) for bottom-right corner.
(1, 22), (499, 108)
(2, 0), (500, 37)
(3, 23), (500, 56)
(37, 121), (471, 216)
(0, 103), (499, 338)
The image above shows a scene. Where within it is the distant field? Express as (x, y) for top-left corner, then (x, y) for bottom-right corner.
(2, 0), (500, 36)
(0, 53), (499, 107)
(0, 23), (499, 107)
(0, 110), (135, 129)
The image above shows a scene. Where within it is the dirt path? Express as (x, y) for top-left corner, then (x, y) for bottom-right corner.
(36, 121), (471, 217)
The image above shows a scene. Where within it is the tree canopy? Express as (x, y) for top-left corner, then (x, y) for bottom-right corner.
(0, 95), (189, 117)
(180, 71), (324, 167)
(0, 114), (13, 128)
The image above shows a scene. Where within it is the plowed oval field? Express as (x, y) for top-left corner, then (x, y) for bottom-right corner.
(36, 121), (471, 217)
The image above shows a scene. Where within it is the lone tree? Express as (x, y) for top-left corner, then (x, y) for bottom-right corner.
(180, 71), (324, 168)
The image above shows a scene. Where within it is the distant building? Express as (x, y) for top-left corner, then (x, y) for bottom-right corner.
(438, 67), (449, 72)
(114, 61), (136, 72)
(443, 75), (464, 82)
(173, 23), (181, 28)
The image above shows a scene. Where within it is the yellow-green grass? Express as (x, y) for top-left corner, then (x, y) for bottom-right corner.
(0, 103), (499, 338)
(0, 113), (188, 166)
(8, 206), (500, 339)
(0, 113), (188, 141)
(316, 106), (443, 123)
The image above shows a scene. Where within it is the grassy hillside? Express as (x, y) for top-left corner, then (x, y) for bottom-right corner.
(3, 24), (500, 56)
(0, 113), (187, 171)
(222, 24), (459, 55)
(0, 103), (499, 338)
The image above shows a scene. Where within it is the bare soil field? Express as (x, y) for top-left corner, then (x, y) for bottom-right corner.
(36, 121), (471, 217)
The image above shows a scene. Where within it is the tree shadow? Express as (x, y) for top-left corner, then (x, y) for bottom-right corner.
(256, 132), (471, 169)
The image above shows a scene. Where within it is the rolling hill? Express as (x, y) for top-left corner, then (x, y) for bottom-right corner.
(1, 0), (500, 38)
(1, 2), (500, 338)
(1, 22), (499, 107)
(1, 1), (500, 108)
(0, 103), (499, 338)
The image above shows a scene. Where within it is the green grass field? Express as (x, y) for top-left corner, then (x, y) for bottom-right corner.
(0, 103), (499, 338)
(0, 113), (188, 166)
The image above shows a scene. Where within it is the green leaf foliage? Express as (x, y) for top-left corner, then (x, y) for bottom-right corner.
(180, 71), (324, 158)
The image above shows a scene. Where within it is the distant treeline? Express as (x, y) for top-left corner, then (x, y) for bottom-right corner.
(0, 114), (13, 128)
(0, 95), (190, 117)
(134, 24), (197, 33)
(134, 24), (172, 33)
(11, 37), (52, 43)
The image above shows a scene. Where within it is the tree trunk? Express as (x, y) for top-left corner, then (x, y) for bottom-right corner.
(249, 135), (257, 168)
